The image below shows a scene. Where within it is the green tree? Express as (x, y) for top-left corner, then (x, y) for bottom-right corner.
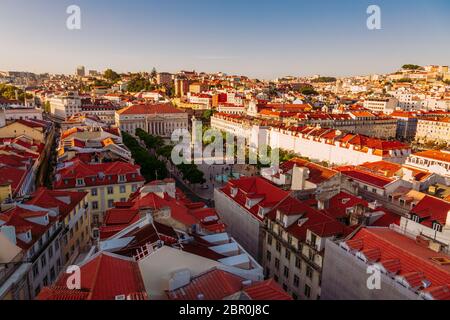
(150, 67), (157, 81)
(44, 101), (51, 113)
(300, 87), (318, 96)
(311, 77), (337, 83)
(122, 132), (168, 182)
(104, 69), (121, 82)
(402, 64), (422, 70)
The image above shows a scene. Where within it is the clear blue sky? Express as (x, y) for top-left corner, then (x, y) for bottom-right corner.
(0, 0), (449, 79)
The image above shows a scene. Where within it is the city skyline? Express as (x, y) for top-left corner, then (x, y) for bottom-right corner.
(1, 0), (449, 79)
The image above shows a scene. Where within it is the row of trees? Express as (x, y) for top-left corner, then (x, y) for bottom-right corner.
(122, 132), (168, 182)
(311, 77), (337, 83)
(402, 64), (423, 70)
(135, 128), (206, 186)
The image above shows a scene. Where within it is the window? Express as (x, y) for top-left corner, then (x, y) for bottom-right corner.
(92, 201), (99, 210)
(40, 255), (46, 269)
(306, 266), (313, 279)
(295, 257), (301, 269)
(107, 186), (114, 194)
(275, 258), (280, 270)
(43, 276), (48, 287)
(91, 188), (98, 196)
(108, 199), (114, 208)
(33, 263), (39, 278)
(120, 198), (126, 202)
(283, 266), (289, 278)
(276, 241), (281, 252)
(266, 250), (271, 262)
(118, 175), (126, 182)
(274, 275), (279, 282)
(132, 184), (138, 192)
(283, 284), (288, 292)
(267, 234), (273, 245)
(293, 275), (300, 288)
(48, 245), (53, 259)
(76, 178), (84, 186)
(310, 233), (317, 246)
(433, 223), (443, 232)
(304, 284), (311, 298)
(35, 286), (40, 297)
(119, 185), (126, 193)
(285, 249), (291, 261)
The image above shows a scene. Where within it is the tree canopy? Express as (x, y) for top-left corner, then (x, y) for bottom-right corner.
(0, 84), (32, 102)
(122, 132), (168, 182)
(311, 77), (337, 83)
(402, 64), (422, 70)
(103, 69), (121, 82)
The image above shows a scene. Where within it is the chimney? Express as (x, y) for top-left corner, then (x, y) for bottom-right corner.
(291, 165), (310, 191)
(317, 199), (329, 210)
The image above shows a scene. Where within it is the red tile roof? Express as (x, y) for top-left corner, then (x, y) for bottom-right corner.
(412, 150), (450, 163)
(0, 166), (27, 195)
(117, 103), (185, 115)
(410, 196), (450, 227)
(26, 187), (87, 220)
(222, 177), (351, 241)
(167, 268), (292, 300)
(36, 253), (147, 300)
(243, 279), (293, 300)
(336, 166), (395, 188)
(324, 192), (368, 219)
(279, 158), (339, 184)
(344, 227), (450, 300)
(54, 159), (144, 189)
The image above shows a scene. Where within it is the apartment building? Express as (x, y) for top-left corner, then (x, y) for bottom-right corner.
(321, 227), (450, 300)
(26, 188), (90, 267)
(49, 93), (82, 119)
(405, 150), (450, 178)
(212, 113), (410, 165)
(363, 97), (398, 114)
(214, 176), (353, 300)
(0, 205), (62, 299)
(53, 158), (145, 225)
(415, 117), (450, 145)
(156, 72), (173, 86)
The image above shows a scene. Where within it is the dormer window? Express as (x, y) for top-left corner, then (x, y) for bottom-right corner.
(411, 215), (420, 223)
(230, 187), (238, 197)
(76, 178), (84, 186)
(118, 175), (126, 182)
(433, 222), (443, 233)
(258, 207), (266, 218)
